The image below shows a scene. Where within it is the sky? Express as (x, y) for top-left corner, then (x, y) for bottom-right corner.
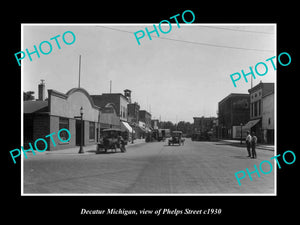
(22, 24), (276, 123)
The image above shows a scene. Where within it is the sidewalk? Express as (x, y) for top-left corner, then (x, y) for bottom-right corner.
(218, 139), (274, 151)
(45, 138), (147, 155)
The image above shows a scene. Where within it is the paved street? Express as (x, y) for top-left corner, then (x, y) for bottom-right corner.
(23, 139), (275, 194)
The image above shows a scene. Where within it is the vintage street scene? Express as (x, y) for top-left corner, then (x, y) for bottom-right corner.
(24, 140), (274, 194)
(22, 24), (275, 194)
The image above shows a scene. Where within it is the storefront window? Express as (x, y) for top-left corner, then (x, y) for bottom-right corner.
(254, 102), (258, 117)
(59, 117), (70, 141)
(89, 122), (95, 140)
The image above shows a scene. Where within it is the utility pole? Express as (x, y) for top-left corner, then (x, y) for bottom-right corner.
(251, 66), (253, 89)
(78, 55), (81, 88)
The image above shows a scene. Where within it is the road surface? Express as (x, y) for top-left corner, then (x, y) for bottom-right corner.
(23, 139), (275, 194)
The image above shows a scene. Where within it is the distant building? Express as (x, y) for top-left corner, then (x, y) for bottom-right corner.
(139, 110), (152, 132)
(151, 119), (159, 130)
(124, 89), (132, 103)
(100, 103), (121, 130)
(91, 92), (129, 122)
(128, 102), (140, 125)
(127, 102), (141, 139)
(193, 116), (216, 133)
(218, 93), (250, 139)
(91, 90), (134, 139)
(246, 82), (274, 143)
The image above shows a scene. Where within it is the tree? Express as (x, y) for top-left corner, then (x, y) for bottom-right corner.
(159, 121), (176, 131)
(23, 91), (35, 101)
(177, 121), (193, 136)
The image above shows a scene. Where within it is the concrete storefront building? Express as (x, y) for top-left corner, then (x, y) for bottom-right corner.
(24, 86), (101, 151)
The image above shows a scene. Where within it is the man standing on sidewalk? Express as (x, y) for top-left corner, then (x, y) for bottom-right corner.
(245, 131), (252, 158)
(251, 132), (257, 159)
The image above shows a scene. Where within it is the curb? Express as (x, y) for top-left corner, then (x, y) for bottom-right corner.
(218, 140), (274, 151)
(256, 146), (275, 151)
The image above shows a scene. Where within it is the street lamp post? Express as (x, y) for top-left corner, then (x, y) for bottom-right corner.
(240, 123), (243, 144)
(74, 107), (84, 154)
(131, 130), (134, 144)
(131, 122), (134, 144)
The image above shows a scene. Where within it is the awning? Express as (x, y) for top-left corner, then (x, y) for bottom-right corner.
(137, 125), (146, 132)
(243, 119), (260, 129)
(121, 121), (135, 133)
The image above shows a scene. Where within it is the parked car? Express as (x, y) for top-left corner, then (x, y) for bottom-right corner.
(97, 128), (126, 153)
(168, 131), (184, 146)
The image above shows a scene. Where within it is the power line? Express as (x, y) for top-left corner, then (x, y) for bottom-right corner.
(96, 26), (274, 53)
(96, 25), (133, 34)
(150, 35), (273, 52)
(198, 25), (274, 34)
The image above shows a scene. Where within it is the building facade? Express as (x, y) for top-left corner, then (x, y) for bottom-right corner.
(193, 117), (216, 133)
(139, 110), (152, 132)
(99, 103), (121, 130)
(91, 92), (129, 122)
(128, 102), (140, 125)
(151, 119), (159, 130)
(24, 87), (101, 151)
(247, 82), (274, 143)
(91, 90), (134, 139)
(218, 93), (250, 139)
(127, 102), (141, 139)
(262, 91), (274, 144)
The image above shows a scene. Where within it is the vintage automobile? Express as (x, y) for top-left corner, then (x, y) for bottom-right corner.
(97, 128), (126, 153)
(168, 131), (184, 146)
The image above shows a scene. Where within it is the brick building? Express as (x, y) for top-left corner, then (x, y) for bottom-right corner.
(127, 102), (141, 139)
(91, 90), (134, 140)
(91, 92), (129, 122)
(218, 93), (250, 139)
(193, 117), (216, 133)
(127, 102), (140, 125)
(139, 110), (152, 132)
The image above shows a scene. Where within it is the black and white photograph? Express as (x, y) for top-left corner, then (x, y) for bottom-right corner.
(21, 23), (276, 195)
(4, 4), (298, 222)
